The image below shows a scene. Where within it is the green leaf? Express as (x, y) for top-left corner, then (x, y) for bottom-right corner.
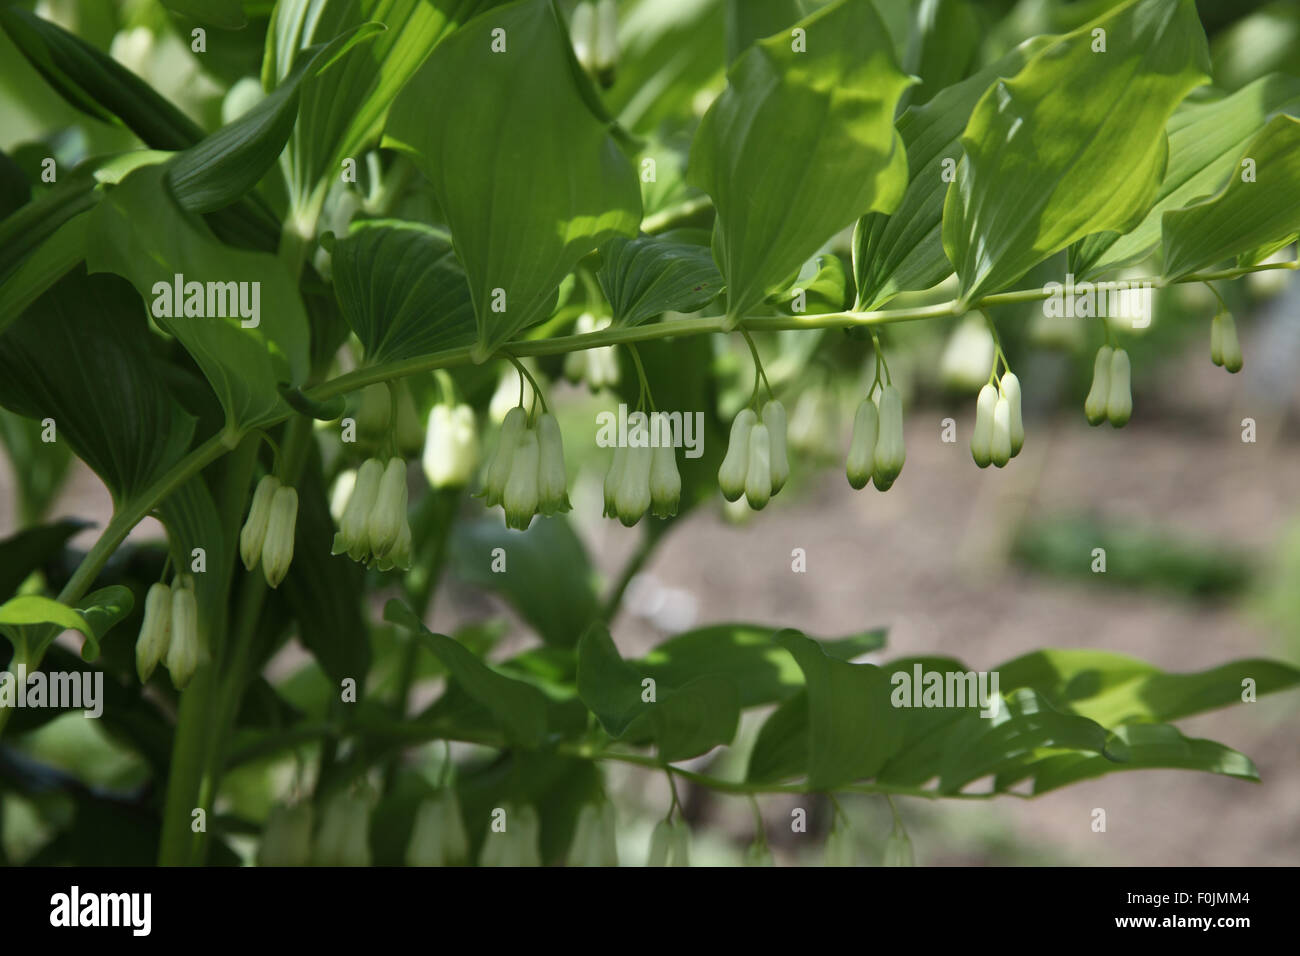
(0, 409), (72, 525)
(1072, 74), (1300, 277)
(1161, 114), (1300, 280)
(638, 622), (885, 709)
(0, 520), (84, 602)
(384, 599), (548, 748)
(159, 0), (247, 29)
(156, 474), (230, 654)
(448, 515), (600, 648)
(268, 0), (500, 212)
(746, 691), (809, 783)
(852, 37), (1050, 310)
(771, 254), (846, 315)
(596, 234), (722, 327)
(900, 0), (980, 109)
(690, 0), (912, 322)
(385, 0), (641, 360)
(167, 23), (383, 214)
(644, 675), (740, 762)
(0, 585), (132, 664)
(941, 0), (1211, 303)
(775, 629), (901, 790)
(85, 165), (310, 430)
(328, 219), (476, 363)
(0, 211), (90, 332)
(0, 270), (197, 507)
(575, 622), (645, 737)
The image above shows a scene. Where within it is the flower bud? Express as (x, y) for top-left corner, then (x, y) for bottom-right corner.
(718, 408), (756, 502)
(789, 387), (839, 460)
(367, 457), (409, 556)
(744, 842), (775, 867)
(567, 803), (602, 867)
(423, 404), (481, 489)
(482, 804), (541, 867)
(329, 469), (356, 523)
(1105, 347), (1132, 427)
(872, 385), (905, 490)
(536, 413), (571, 516)
(166, 578), (199, 690)
(603, 445), (626, 518)
(762, 400), (790, 494)
(882, 823), (915, 867)
(940, 314), (996, 390)
(1084, 345), (1112, 426)
(824, 824), (855, 867)
(407, 789), (468, 867)
(239, 475), (280, 571)
(1210, 312), (1223, 366)
(482, 406), (526, 507)
(314, 793), (372, 867)
(334, 458), (383, 561)
(594, 0), (618, 80)
(650, 440), (681, 519)
(135, 581), (172, 683)
(971, 383), (997, 468)
(745, 422), (772, 510)
(615, 444), (652, 527)
(1000, 371), (1024, 456)
(846, 397), (878, 489)
(261, 485), (298, 588)
(668, 820), (691, 867)
(647, 819), (690, 866)
(990, 396), (1012, 468)
(1215, 311), (1242, 373)
(503, 429), (540, 531)
(258, 802), (314, 867)
(375, 519), (412, 573)
(570, 1), (596, 73)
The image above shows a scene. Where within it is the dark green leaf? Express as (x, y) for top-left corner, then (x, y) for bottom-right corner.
(575, 622), (644, 737)
(159, 0), (247, 29)
(645, 675), (740, 762)
(597, 234), (722, 326)
(0, 520), (84, 602)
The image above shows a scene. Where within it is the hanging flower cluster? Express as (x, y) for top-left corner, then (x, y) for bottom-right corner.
(480, 407), (571, 530)
(240, 475), (299, 587)
(406, 789), (469, 867)
(1084, 344), (1133, 428)
(422, 401), (481, 488)
(846, 384), (905, 490)
(135, 575), (199, 689)
(603, 411), (682, 525)
(332, 457), (413, 571)
(1210, 309), (1243, 372)
(566, 801), (619, 867)
(564, 313), (620, 390)
(719, 399), (789, 510)
(971, 371), (1024, 469)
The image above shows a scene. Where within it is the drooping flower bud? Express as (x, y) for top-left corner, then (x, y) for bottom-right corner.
(565, 314), (620, 390)
(314, 793), (372, 867)
(536, 413), (571, 516)
(1084, 345), (1112, 426)
(669, 820), (691, 867)
(1000, 371), (1024, 456)
(846, 397), (878, 489)
(261, 484), (298, 588)
(872, 385), (905, 490)
(745, 422), (772, 510)
(650, 440), (681, 518)
(481, 803), (541, 867)
(940, 313), (996, 390)
(240, 474), (280, 571)
(593, 0), (618, 85)
(166, 577), (199, 690)
(789, 387), (840, 460)
(334, 457), (383, 561)
(367, 457), (409, 557)
(763, 400), (789, 494)
(1214, 311), (1243, 373)
(718, 408), (756, 502)
(603, 445), (626, 518)
(824, 824), (855, 867)
(971, 383), (998, 469)
(135, 581), (172, 683)
(329, 469), (356, 523)
(567, 803), (602, 867)
(503, 429), (540, 531)
(257, 802), (314, 867)
(990, 396), (1012, 468)
(647, 819), (690, 866)
(616, 445), (652, 527)
(482, 406), (527, 507)
(881, 823), (916, 867)
(423, 404), (481, 489)
(744, 842), (775, 867)
(1105, 347), (1132, 428)
(406, 789), (469, 867)
(375, 520), (412, 573)
(569, 1), (596, 73)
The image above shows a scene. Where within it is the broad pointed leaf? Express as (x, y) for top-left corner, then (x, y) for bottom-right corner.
(596, 234), (722, 326)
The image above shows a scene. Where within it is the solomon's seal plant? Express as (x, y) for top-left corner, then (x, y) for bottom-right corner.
(0, 0), (1297, 870)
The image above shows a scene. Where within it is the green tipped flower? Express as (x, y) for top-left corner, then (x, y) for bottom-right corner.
(257, 802), (314, 867)
(314, 793), (372, 867)
(647, 819), (690, 867)
(872, 385), (905, 490)
(166, 578), (198, 690)
(367, 457), (408, 557)
(718, 408), (756, 502)
(334, 457), (383, 561)
(135, 581), (172, 683)
(536, 413), (571, 516)
(482, 406), (527, 507)
(261, 484), (298, 588)
(990, 395), (1012, 468)
(480, 803), (541, 867)
(423, 403), (480, 489)
(649, 439), (681, 519)
(971, 383), (997, 469)
(603, 445), (627, 518)
(1000, 371), (1024, 456)
(615, 445), (652, 527)
(1105, 347), (1132, 428)
(762, 400), (789, 494)
(239, 474), (280, 571)
(745, 422), (772, 510)
(1212, 311), (1243, 373)
(882, 823), (916, 867)
(567, 802), (619, 867)
(406, 789), (469, 867)
(846, 397), (878, 489)
(1084, 345), (1112, 426)
(503, 429), (540, 531)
